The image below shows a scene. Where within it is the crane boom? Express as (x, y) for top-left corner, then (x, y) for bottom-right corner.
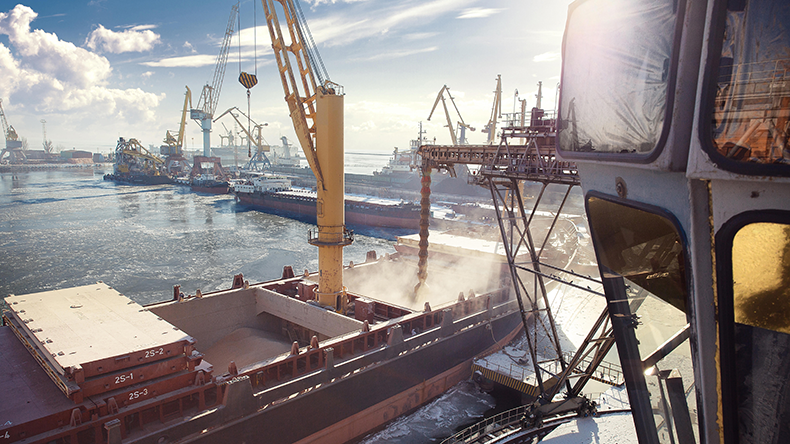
(427, 85), (474, 146)
(262, 0), (328, 187)
(165, 86), (192, 148)
(191, 2), (238, 157)
(214, 107), (270, 153)
(0, 99), (14, 141)
(263, 0), (350, 311)
(482, 74), (502, 145)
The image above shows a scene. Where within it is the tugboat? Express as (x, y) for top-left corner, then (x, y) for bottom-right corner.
(189, 156), (230, 194)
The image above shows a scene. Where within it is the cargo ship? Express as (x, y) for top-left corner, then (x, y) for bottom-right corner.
(103, 137), (173, 185)
(0, 235), (523, 444)
(233, 174), (421, 230)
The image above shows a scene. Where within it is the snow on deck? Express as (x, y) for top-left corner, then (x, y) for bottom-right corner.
(473, 281), (627, 393)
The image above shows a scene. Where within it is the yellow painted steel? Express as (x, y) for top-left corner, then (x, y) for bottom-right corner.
(313, 92), (348, 309)
(262, 0), (351, 310)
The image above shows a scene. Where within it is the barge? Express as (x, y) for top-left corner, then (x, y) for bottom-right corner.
(104, 137), (173, 186)
(233, 174), (421, 230)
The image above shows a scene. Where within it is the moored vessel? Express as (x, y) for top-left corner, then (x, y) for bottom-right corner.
(103, 137), (173, 185)
(0, 234), (523, 444)
(233, 174), (421, 230)
(188, 156), (231, 194)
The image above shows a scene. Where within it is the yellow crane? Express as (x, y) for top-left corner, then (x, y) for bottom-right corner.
(427, 85), (474, 145)
(0, 98), (25, 163)
(482, 74), (502, 145)
(161, 86), (192, 175)
(263, 0), (351, 311)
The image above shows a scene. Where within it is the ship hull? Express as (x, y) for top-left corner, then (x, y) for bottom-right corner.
(138, 303), (522, 444)
(104, 173), (173, 185)
(235, 191), (420, 230)
(191, 184), (230, 194)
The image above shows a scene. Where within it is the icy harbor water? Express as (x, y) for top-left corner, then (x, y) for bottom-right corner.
(0, 167), (395, 303)
(358, 381), (497, 444)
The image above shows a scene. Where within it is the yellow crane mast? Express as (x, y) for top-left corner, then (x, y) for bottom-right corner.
(482, 74), (502, 145)
(161, 86), (192, 175)
(263, 0), (352, 311)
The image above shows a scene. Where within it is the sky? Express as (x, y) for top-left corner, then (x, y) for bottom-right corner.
(0, 0), (572, 155)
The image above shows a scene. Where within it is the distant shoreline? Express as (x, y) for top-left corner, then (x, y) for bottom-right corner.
(0, 163), (112, 173)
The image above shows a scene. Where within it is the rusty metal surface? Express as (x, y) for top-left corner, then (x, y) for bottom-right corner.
(0, 327), (75, 439)
(418, 129), (579, 185)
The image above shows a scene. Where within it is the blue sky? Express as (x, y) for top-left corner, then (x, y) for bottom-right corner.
(0, 0), (572, 154)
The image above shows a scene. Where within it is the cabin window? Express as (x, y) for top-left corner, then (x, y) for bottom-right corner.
(558, 0), (680, 159)
(732, 222), (790, 334)
(587, 195), (688, 312)
(703, 0), (790, 175)
(717, 213), (790, 443)
(587, 194), (698, 443)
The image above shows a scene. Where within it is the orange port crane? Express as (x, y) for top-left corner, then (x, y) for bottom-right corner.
(263, 0), (352, 311)
(0, 98), (25, 163)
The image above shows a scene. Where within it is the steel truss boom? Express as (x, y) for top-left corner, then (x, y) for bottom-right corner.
(419, 121), (617, 405)
(263, 0), (351, 310)
(262, 0), (335, 188)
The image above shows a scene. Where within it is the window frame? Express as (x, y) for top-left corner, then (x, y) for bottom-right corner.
(585, 190), (695, 443)
(715, 209), (790, 443)
(585, 190), (692, 318)
(556, 0), (687, 164)
(698, 0), (790, 177)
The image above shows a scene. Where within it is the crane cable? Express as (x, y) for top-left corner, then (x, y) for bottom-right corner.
(238, 0), (258, 158)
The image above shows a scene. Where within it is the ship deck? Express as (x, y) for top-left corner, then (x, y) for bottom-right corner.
(0, 328), (75, 432)
(4, 283), (194, 376)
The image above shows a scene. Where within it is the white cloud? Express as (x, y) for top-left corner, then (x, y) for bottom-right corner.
(403, 32), (439, 41)
(85, 24), (160, 53)
(249, 0), (473, 49)
(0, 4), (161, 123)
(141, 54), (217, 68)
(128, 24), (157, 32)
(457, 8), (503, 19)
(141, 71), (154, 79)
(533, 51), (560, 62)
(0, 5), (110, 89)
(183, 41), (196, 53)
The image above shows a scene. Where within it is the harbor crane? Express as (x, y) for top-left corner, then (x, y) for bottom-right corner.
(40, 119), (52, 154)
(263, 0), (351, 311)
(0, 98), (25, 163)
(481, 74), (502, 145)
(427, 85), (474, 145)
(191, 2), (238, 157)
(214, 106), (271, 169)
(161, 86), (192, 175)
